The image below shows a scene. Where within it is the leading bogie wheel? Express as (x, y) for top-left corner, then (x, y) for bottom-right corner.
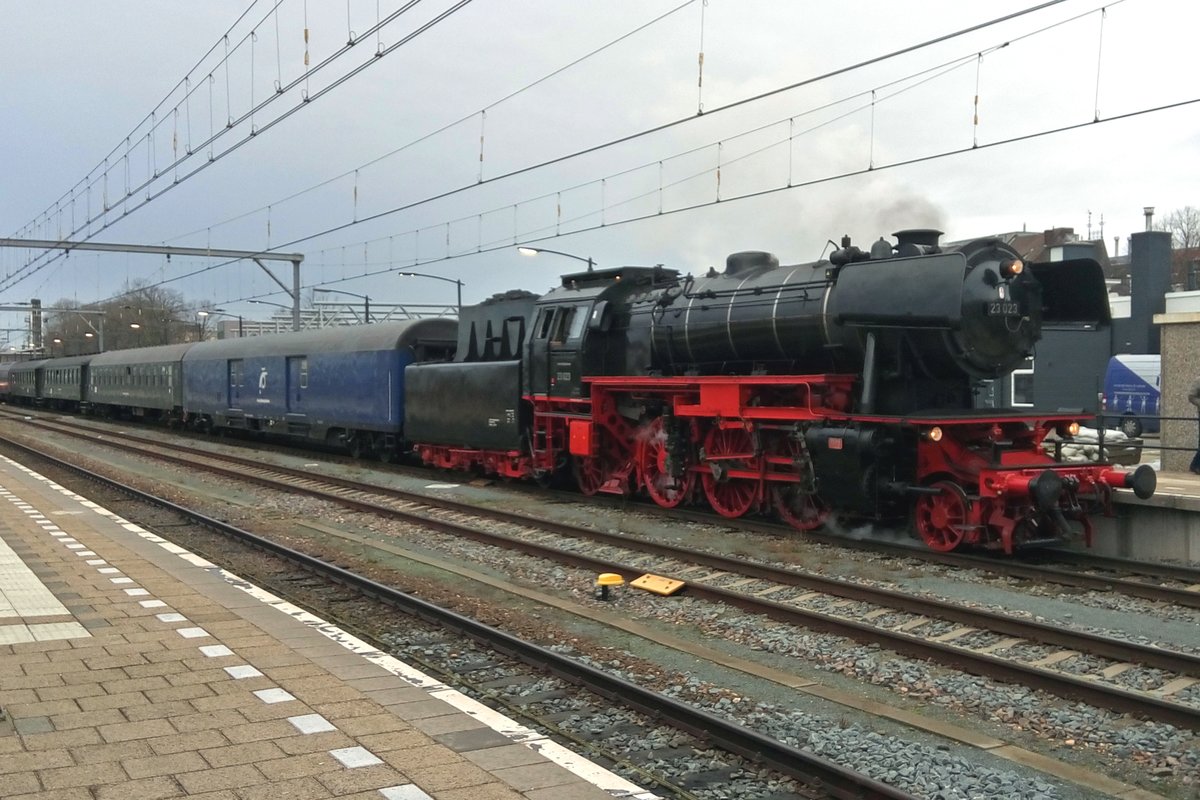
(573, 455), (604, 496)
(912, 480), (970, 552)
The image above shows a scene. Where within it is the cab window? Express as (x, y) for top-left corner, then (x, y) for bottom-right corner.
(567, 304), (588, 340)
(535, 308), (554, 339)
(549, 307), (574, 343)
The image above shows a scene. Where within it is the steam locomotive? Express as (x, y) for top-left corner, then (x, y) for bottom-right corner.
(406, 229), (1155, 552)
(2, 228), (1155, 553)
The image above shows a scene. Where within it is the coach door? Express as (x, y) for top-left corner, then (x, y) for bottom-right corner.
(286, 356), (307, 412)
(228, 359), (243, 408)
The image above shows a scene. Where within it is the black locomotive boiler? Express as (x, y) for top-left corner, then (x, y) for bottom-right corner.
(405, 229), (1154, 553)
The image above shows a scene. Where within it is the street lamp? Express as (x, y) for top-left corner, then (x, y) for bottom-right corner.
(312, 288), (371, 323)
(248, 299), (293, 310)
(517, 246), (596, 272)
(198, 308), (244, 338)
(397, 272), (463, 313)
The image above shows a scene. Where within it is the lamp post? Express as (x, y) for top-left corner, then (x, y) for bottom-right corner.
(4, 304), (107, 353)
(248, 299), (293, 310)
(397, 272), (464, 313)
(517, 246), (596, 272)
(59, 309), (106, 352)
(198, 309), (244, 338)
(312, 288), (370, 323)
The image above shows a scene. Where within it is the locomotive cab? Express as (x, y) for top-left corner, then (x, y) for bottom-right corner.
(525, 266), (679, 399)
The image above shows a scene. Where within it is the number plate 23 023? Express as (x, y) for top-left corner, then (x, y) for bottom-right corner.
(987, 301), (1020, 317)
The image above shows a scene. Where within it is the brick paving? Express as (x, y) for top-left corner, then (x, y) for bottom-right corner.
(0, 455), (651, 800)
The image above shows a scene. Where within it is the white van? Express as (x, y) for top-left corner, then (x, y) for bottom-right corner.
(1102, 354), (1161, 437)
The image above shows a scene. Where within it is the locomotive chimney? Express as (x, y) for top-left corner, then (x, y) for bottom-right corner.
(892, 229), (943, 257)
(1143, 206), (1154, 231)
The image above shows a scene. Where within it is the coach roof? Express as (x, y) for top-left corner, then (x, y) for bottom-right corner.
(181, 319), (456, 360)
(90, 343), (196, 367)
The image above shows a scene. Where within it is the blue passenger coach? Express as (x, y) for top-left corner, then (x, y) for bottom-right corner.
(181, 320), (456, 458)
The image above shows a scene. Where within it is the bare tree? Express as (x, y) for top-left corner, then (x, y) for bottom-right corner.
(1158, 206), (1200, 289)
(43, 280), (194, 352)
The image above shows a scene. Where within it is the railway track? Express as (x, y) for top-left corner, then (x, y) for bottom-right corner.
(6, 413), (1200, 732)
(0, 432), (916, 800)
(5, 406), (1198, 609)
(560, 486), (1200, 610)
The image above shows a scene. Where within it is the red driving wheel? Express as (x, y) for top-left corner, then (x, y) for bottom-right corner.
(638, 417), (694, 508)
(701, 426), (760, 518)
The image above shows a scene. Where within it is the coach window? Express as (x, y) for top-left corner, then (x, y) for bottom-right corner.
(300, 358), (309, 389)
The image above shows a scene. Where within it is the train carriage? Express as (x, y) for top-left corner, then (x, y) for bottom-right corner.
(8, 359), (47, 405)
(88, 343), (195, 423)
(0, 362), (14, 401)
(41, 355), (93, 410)
(182, 320), (456, 459)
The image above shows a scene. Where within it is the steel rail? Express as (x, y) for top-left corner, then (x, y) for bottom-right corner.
(22, 416), (1200, 678)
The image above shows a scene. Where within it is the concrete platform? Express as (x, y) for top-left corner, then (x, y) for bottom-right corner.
(0, 453), (657, 800)
(1101, 468), (1200, 561)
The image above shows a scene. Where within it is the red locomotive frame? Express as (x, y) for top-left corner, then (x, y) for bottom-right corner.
(411, 372), (1144, 553)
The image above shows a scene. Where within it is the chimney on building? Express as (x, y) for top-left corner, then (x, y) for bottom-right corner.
(1127, 228), (1171, 354)
(1143, 206), (1155, 231)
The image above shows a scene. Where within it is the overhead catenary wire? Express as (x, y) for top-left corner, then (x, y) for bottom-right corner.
(9, 0), (1071, 282)
(2, 0), (464, 292)
(9, 0), (282, 240)
(125, 94), (1200, 311)
(7, 0), (1141, 310)
(165, 0), (702, 244)
(8, 0), (440, 277)
(123, 0), (1099, 292)
(110, 0), (1098, 306)
(177, 0), (1081, 252)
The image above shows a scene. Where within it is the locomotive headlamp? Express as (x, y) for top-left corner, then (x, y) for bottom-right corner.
(1001, 259), (1024, 278)
(1059, 421), (1081, 437)
(922, 426), (943, 442)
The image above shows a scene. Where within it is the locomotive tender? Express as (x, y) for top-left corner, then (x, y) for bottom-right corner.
(0, 229), (1155, 553)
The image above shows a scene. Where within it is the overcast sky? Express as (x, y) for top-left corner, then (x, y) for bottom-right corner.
(1, 0), (1198, 339)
